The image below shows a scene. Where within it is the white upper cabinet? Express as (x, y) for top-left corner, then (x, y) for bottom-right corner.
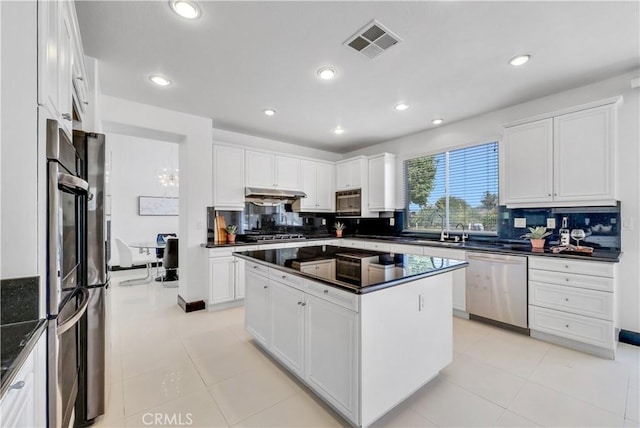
(57, 1), (73, 136)
(553, 106), (614, 203)
(336, 158), (364, 190)
(502, 119), (554, 205)
(368, 153), (396, 211)
(38, 0), (59, 116)
(246, 150), (302, 190)
(213, 145), (245, 210)
(295, 160), (335, 212)
(501, 101), (617, 208)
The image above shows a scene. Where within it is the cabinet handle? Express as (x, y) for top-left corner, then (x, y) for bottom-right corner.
(83, 101), (89, 105)
(297, 301), (302, 305)
(253, 266), (258, 269)
(301, 302), (307, 306)
(565, 278), (569, 282)
(554, 193), (557, 196)
(62, 113), (71, 120)
(548, 193), (551, 197)
(565, 298), (569, 302)
(565, 324), (570, 328)
(9, 381), (25, 391)
(323, 289), (329, 294)
(263, 285), (268, 289)
(77, 76), (84, 81)
(565, 265), (569, 269)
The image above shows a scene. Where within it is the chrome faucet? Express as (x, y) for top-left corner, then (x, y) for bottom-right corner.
(438, 214), (449, 241)
(456, 223), (468, 243)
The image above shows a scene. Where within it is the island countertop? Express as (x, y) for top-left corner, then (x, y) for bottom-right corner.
(234, 244), (467, 294)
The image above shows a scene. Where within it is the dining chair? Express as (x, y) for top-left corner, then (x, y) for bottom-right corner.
(155, 233), (176, 276)
(114, 237), (157, 286)
(160, 237), (179, 288)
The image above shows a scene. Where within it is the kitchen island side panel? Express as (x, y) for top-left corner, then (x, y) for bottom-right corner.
(360, 271), (453, 427)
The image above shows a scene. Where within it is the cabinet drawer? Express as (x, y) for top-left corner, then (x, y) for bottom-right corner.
(529, 269), (614, 292)
(209, 248), (234, 257)
(362, 241), (390, 252)
(305, 280), (359, 312)
(246, 262), (269, 277)
(269, 268), (304, 290)
(529, 257), (614, 278)
(529, 306), (614, 348)
(529, 281), (613, 320)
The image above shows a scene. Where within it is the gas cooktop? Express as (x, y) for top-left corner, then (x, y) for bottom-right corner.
(245, 233), (306, 242)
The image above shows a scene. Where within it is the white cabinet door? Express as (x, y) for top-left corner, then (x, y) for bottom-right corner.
(336, 162), (351, 191)
(368, 156), (385, 210)
(349, 159), (363, 189)
(299, 160), (317, 210)
(246, 151), (275, 188)
(315, 162), (335, 211)
(304, 294), (359, 422)
(213, 145), (245, 210)
(270, 281), (305, 377)
(553, 105), (614, 202)
(209, 257), (235, 304)
(245, 271), (271, 347)
(234, 258), (246, 299)
(502, 119), (553, 204)
(275, 156), (301, 190)
(58, 1), (73, 136)
(38, 0), (59, 116)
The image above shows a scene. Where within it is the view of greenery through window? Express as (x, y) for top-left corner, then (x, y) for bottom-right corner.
(405, 142), (499, 233)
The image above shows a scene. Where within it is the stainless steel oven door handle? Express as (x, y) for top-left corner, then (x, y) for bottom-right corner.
(58, 172), (89, 194)
(57, 288), (89, 336)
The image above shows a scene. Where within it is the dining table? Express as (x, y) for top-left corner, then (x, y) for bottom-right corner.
(129, 242), (166, 279)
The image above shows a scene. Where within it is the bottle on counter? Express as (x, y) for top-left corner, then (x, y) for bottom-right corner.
(560, 217), (570, 247)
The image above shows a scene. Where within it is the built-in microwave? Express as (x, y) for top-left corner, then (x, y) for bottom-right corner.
(336, 189), (361, 215)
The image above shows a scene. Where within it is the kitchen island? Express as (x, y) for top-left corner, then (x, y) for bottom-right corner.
(234, 245), (467, 427)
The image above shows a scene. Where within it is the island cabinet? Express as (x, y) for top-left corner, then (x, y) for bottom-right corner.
(245, 150), (302, 190)
(501, 101), (618, 208)
(243, 261), (454, 427)
(212, 145), (246, 210)
(528, 257), (617, 358)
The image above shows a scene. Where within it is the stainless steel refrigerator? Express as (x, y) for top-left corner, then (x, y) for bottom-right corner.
(74, 129), (108, 426)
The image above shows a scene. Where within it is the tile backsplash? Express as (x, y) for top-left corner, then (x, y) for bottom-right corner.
(498, 203), (621, 249)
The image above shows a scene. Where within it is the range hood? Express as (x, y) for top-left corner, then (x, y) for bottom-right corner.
(245, 187), (306, 206)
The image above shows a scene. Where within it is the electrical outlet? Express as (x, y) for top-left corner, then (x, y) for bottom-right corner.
(622, 218), (634, 230)
(321, 218), (326, 225)
(390, 218), (395, 226)
(514, 218), (527, 228)
(546, 218), (556, 229)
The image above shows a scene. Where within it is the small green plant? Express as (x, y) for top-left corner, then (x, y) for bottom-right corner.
(334, 221), (346, 231)
(225, 224), (238, 235)
(520, 226), (552, 240)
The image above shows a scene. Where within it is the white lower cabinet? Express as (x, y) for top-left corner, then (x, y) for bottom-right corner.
(528, 257), (617, 358)
(422, 247), (467, 314)
(208, 246), (257, 309)
(0, 330), (46, 428)
(245, 266), (359, 423)
(304, 293), (359, 422)
(298, 259), (335, 281)
(244, 270), (271, 347)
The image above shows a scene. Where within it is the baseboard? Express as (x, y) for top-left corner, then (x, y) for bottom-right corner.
(110, 262), (160, 271)
(177, 294), (205, 313)
(619, 329), (640, 347)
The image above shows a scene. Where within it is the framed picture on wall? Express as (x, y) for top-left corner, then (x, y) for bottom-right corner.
(138, 196), (179, 216)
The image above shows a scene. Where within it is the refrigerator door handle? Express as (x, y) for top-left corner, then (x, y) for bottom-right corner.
(57, 288), (89, 336)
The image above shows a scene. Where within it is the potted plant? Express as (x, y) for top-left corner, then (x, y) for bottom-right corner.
(226, 225), (238, 244)
(334, 221), (346, 238)
(520, 226), (552, 249)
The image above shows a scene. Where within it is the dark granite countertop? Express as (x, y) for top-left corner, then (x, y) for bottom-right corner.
(1, 319), (46, 397)
(234, 245), (467, 294)
(348, 235), (621, 263)
(202, 235), (338, 249)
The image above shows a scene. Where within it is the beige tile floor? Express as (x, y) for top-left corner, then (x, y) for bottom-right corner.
(94, 269), (640, 427)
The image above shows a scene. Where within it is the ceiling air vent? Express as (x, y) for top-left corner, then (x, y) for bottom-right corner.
(344, 20), (402, 59)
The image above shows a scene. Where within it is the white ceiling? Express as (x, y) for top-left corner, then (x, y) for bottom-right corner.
(76, 1), (640, 153)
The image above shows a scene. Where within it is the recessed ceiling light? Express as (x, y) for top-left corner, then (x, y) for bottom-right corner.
(263, 109), (276, 116)
(149, 75), (171, 86)
(332, 127), (345, 135)
(395, 103), (409, 111)
(317, 67), (336, 80)
(432, 118), (443, 125)
(509, 54), (530, 66)
(169, 0), (201, 19)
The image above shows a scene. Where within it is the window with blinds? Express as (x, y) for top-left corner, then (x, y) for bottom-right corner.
(404, 142), (499, 234)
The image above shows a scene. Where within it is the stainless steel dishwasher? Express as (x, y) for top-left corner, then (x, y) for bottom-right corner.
(466, 252), (528, 331)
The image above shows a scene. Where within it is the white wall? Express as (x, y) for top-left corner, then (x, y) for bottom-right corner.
(100, 95), (211, 303)
(344, 71), (640, 333)
(109, 133), (179, 266)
